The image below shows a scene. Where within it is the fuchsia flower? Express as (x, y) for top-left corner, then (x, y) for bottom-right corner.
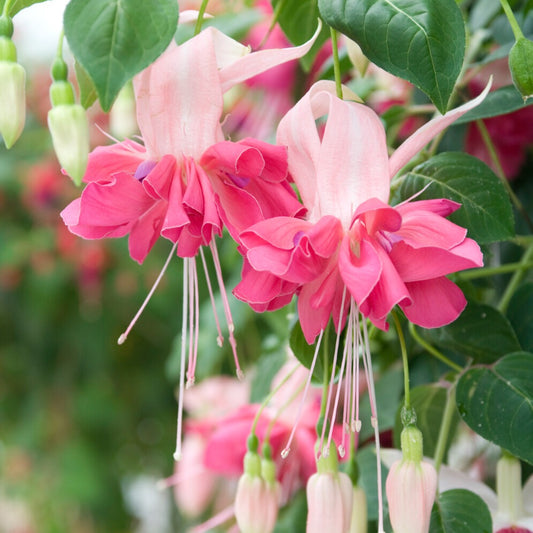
(235, 80), (491, 343)
(60, 24), (316, 263)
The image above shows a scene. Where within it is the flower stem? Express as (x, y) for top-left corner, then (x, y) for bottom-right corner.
(457, 260), (533, 280)
(476, 118), (533, 233)
(250, 362), (299, 436)
(258, 0), (285, 49)
(194, 0), (210, 36)
(408, 322), (463, 373)
(330, 27), (343, 99)
(498, 241), (533, 313)
(392, 311), (410, 409)
(2, 0), (12, 17)
(433, 382), (457, 474)
(499, 0), (525, 40)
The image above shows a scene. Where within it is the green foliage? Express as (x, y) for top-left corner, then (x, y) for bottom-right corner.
(421, 302), (522, 364)
(400, 153), (515, 244)
(429, 489), (493, 533)
(63, 0), (179, 111)
(456, 351), (533, 464)
(318, 0), (465, 113)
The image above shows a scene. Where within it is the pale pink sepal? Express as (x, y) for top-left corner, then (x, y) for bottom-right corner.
(219, 20), (322, 93)
(389, 79), (493, 178)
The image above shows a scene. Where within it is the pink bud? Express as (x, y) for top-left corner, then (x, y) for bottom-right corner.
(386, 459), (437, 533)
(234, 473), (280, 533)
(306, 471), (353, 533)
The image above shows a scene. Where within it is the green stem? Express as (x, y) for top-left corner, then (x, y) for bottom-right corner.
(476, 119), (533, 233)
(499, 0), (525, 40)
(457, 261), (533, 280)
(408, 322), (463, 373)
(498, 241), (533, 313)
(250, 362), (298, 436)
(392, 310), (410, 409)
(194, 0), (210, 36)
(2, 0), (12, 17)
(434, 383), (457, 474)
(56, 29), (65, 59)
(330, 27), (343, 99)
(258, 0), (285, 49)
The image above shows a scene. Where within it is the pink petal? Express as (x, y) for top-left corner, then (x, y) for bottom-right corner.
(201, 140), (265, 178)
(77, 173), (155, 227)
(133, 35), (224, 162)
(141, 154), (177, 200)
(241, 217), (314, 250)
(400, 277), (467, 328)
(237, 138), (289, 183)
(128, 202), (166, 264)
(389, 80), (492, 178)
(389, 240), (482, 282)
(338, 230), (382, 306)
(353, 198), (402, 234)
(396, 198), (461, 218)
(84, 139), (146, 183)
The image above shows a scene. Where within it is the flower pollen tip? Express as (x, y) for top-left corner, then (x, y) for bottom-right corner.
(281, 448), (290, 459)
(186, 377), (195, 389)
(236, 368), (245, 381)
(216, 335), (224, 347)
(117, 333), (127, 345)
(371, 416), (377, 428)
(344, 422), (350, 434)
(338, 445), (346, 458)
(355, 420), (362, 432)
(173, 451), (182, 462)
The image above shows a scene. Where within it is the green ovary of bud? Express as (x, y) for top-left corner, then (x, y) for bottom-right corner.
(509, 37), (533, 101)
(47, 104), (89, 186)
(400, 425), (423, 463)
(0, 16), (14, 39)
(0, 60), (25, 149)
(50, 80), (75, 107)
(0, 35), (16, 61)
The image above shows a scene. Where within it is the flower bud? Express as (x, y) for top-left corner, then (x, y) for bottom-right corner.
(385, 427), (437, 533)
(496, 455), (523, 523)
(47, 100), (89, 186)
(509, 37), (533, 101)
(0, 37), (25, 149)
(234, 440), (280, 533)
(349, 485), (367, 533)
(110, 82), (138, 139)
(307, 450), (353, 533)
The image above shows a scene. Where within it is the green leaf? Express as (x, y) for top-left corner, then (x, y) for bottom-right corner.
(289, 320), (340, 384)
(272, 0), (329, 71)
(317, 0), (465, 113)
(64, 0), (179, 111)
(393, 384), (458, 458)
(74, 62), (98, 110)
(456, 352), (533, 465)
(429, 489), (492, 533)
(507, 282), (533, 353)
(0, 0), (48, 16)
(421, 302), (522, 364)
(454, 85), (533, 125)
(400, 152), (515, 244)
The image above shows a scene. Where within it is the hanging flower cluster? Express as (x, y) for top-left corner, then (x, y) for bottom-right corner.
(55, 5), (500, 533)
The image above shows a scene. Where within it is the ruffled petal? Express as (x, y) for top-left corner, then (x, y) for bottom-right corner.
(84, 139), (146, 183)
(400, 277), (467, 328)
(128, 202), (166, 264)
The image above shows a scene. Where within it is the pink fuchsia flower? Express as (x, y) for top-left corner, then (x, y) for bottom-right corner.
(60, 23), (317, 263)
(235, 79), (490, 344)
(385, 426), (437, 533)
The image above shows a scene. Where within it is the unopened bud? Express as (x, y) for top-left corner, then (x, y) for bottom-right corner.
(509, 37), (533, 101)
(0, 49), (25, 149)
(110, 82), (138, 139)
(47, 103), (89, 186)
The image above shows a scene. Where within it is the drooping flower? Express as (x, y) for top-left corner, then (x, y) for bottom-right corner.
(60, 19), (319, 460)
(235, 79), (490, 344)
(60, 22), (317, 264)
